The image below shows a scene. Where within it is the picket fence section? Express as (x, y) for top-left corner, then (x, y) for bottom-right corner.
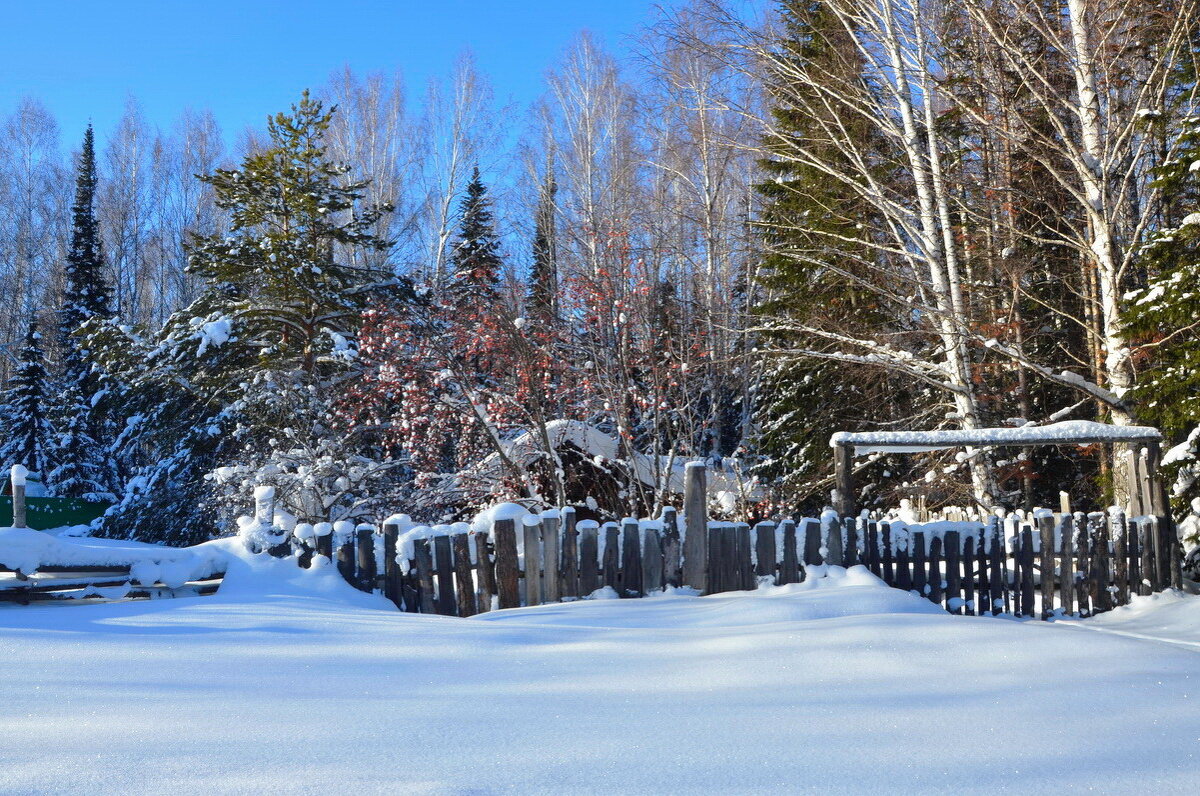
(315, 506), (1183, 620)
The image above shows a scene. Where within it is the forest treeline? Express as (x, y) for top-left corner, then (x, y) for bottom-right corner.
(1, 0), (1199, 547)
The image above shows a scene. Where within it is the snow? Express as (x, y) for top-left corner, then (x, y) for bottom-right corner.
(9, 464), (27, 487)
(832, 420), (1161, 455)
(1, 561), (1198, 792)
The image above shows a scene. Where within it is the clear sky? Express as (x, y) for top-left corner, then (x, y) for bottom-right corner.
(0, 0), (658, 147)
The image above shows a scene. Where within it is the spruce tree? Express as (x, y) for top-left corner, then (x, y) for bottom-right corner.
(447, 167), (503, 308)
(1127, 112), (1200, 542)
(752, 0), (901, 510)
(52, 125), (115, 499)
(0, 320), (55, 479)
(528, 170), (558, 323)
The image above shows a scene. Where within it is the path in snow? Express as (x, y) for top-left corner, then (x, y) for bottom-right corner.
(0, 564), (1196, 795)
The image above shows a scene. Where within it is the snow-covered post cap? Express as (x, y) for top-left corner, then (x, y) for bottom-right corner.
(10, 464), (28, 487)
(10, 465), (28, 529)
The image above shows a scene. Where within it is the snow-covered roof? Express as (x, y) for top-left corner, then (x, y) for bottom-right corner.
(831, 420), (1162, 456)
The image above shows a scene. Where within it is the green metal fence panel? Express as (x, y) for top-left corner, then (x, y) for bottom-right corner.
(1, 496), (110, 531)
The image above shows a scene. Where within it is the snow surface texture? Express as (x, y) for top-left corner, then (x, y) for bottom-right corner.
(1, 562), (1198, 794)
(832, 419), (1162, 455)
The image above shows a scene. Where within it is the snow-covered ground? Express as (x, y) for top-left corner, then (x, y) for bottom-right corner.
(1, 560), (1197, 794)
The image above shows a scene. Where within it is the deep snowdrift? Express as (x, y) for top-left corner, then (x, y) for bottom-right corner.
(0, 561), (1196, 794)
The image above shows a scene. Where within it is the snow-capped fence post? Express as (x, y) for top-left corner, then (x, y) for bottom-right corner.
(962, 535), (976, 615)
(833, 442), (855, 517)
(1111, 511), (1129, 606)
(642, 524), (663, 593)
(621, 518), (642, 597)
(542, 514), (561, 604)
(602, 522), (620, 593)
(560, 509), (579, 599)
(1059, 514), (1075, 615)
(843, 517), (858, 567)
(779, 520), (801, 585)
(578, 522), (599, 595)
(944, 531), (961, 614)
(355, 526), (376, 593)
(927, 535), (943, 605)
(314, 523), (333, 561)
(681, 462), (708, 592)
(1038, 515), (1055, 619)
(382, 521), (402, 608)
(474, 531), (496, 611)
(824, 514), (843, 567)
(881, 522), (894, 584)
(492, 518), (521, 609)
(802, 519), (821, 566)
(433, 535), (456, 615)
(452, 533), (477, 617)
(754, 522), (776, 582)
(523, 516), (544, 606)
(661, 506), (682, 588)
(412, 538), (436, 613)
(10, 465), (28, 529)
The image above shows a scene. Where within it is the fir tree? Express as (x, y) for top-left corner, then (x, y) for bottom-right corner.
(52, 125), (115, 499)
(447, 167), (503, 308)
(527, 170), (558, 323)
(0, 320), (55, 479)
(1127, 112), (1200, 544)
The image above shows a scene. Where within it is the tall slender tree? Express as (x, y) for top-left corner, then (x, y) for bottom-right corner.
(0, 319), (55, 480)
(447, 167), (504, 308)
(527, 168), (558, 323)
(52, 125), (115, 499)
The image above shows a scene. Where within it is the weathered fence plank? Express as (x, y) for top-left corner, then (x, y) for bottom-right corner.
(1038, 514), (1055, 620)
(493, 518), (521, 609)
(643, 526), (664, 593)
(927, 535), (944, 606)
(542, 515), (561, 604)
(602, 523), (620, 593)
(452, 533), (477, 617)
(911, 532), (927, 597)
(433, 535), (457, 616)
(383, 522), (401, 608)
(962, 535), (975, 615)
(561, 509), (579, 599)
(1075, 514), (1091, 616)
(945, 530), (961, 614)
(825, 516), (844, 567)
(780, 520), (800, 585)
(474, 531), (495, 612)
(681, 463), (708, 591)
(1019, 525), (1036, 618)
(621, 519), (643, 597)
(413, 538), (436, 614)
(865, 520), (880, 576)
(755, 522), (776, 581)
(803, 519), (822, 566)
(1059, 514), (1075, 616)
(355, 526), (376, 594)
(524, 517), (544, 606)
(579, 523), (600, 596)
(661, 507), (682, 588)
(881, 522), (895, 584)
(1111, 511), (1128, 607)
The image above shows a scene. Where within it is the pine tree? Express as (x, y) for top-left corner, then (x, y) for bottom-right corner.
(0, 320), (55, 480)
(447, 167), (503, 308)
(89, 92), (408, 542)
(52, 125), (115, 499)
(527, 170), (558, 323)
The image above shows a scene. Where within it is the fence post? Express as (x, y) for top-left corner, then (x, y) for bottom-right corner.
(356, 526), (376, 593)
(382, 521), (401, 609)
(602, 522), (620, 593)
(1059, 514), (1075, 616)
(681, 462), (708, 592)
(621, 518), (643, 597)
(452, 533), (477, 617)
(945, 530), (961, 614)
(493, 518), (521, 609)
(661, 506), (682, 588)
(474, 530), (496, 611)
(523, 516), (544, 606)
(754, 521), (777, 582)
(542, 514), (561, 603)
(780, 519), (800, 585)
(561, 508), (579, 599)
(1038, 514), (1055, 620)
(578, 521), (600, 596)
(825, 513), (844, 567)
(10, 465), (28, 529)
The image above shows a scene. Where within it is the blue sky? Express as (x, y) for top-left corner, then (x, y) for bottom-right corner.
(0, 0), (657, 147)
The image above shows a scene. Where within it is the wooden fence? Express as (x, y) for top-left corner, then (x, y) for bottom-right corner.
(0, 564), (225, 603)
(315, 506), (1183, 620)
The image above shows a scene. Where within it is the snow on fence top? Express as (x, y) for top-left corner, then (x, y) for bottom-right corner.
(830, 420), (1162, 456)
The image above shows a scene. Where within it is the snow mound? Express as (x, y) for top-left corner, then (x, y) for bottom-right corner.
(475, 565), (942, 629)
